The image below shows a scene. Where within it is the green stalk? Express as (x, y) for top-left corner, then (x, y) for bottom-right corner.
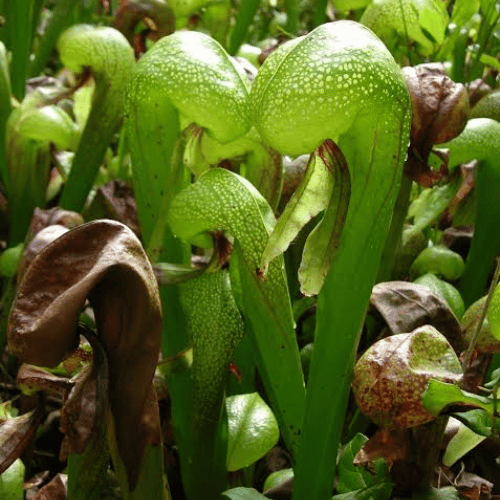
(179, 269), (243, 500)
(249, 21), (410, 499)
(285, 0), (299, 35)
(2, 0), (36, 100)
(228, 0), (261, 55)
(29, 0), (81, 77)
(377, 173), (413, 282)
(438, 118), (500, 307)
(469, 1), (500, 80)
(312, 0), (328, 27)
(5, 133), (50, 244)
(57, 25), (135, 212)
(0, 41), (12, 193)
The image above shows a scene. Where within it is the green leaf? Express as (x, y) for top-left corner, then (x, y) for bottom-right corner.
(226, 393), (279, 471)
(0, 459), (25, 500)
(67, 424), (109, 500)
(260, 140), (351, 296)
(15, 105), (80, 151)
(360, 0), (449, 57)
(336, 433), (391, 493)
(263, 468), (294, 491)
(222, 487), (268, 500)
(332, 0), (371, 11)
(332, 482), (392, 500)
(487, 282), (500, 340)
(58, 25), (135, 211)
(442, 416), (486, 466)
(29, 0), (81, 77)
(0, 244), (23, 278)
(413, 274), (465, 319)
(259, 147), (333, 279)
(407, 179), (461, 235)
(0, 41), (12, 194)
(450, 408), (500, 437)
(410, 245), (465, 281)
(438, 118), (500, 306)
(422, 379), (494, 417)
(479, 53), (500, 72)
(298, 141), (350, 295)
(451, 0), (480, 26)
(179, 269), (243, 499)
(2, 0), (38, 100)
(228, 0), (261, 54)
(249, 20), (411, 500)
(125, 29), (250, 253)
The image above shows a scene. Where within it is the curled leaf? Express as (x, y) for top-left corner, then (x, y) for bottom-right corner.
(57, 25), (135, 211)
(404, 64), (469, 150)
(18, 225), (69, 281)
(8, 220), (162, 488)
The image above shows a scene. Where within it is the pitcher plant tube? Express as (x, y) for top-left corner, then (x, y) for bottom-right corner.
(57, 25), (135, 212)
(249, 20), (411, 500)
(125, 29), (251, 256)
(168, 168), (305, 460)
(125, 32), (253, 499)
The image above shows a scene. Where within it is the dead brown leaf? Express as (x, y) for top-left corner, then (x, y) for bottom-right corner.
(0, 403), (43, 475)
(8, 220), (162, 489)
(370, 281), (466, 353)
(403, 64), (469, 186)
(95, 180), (140, 236)
(32, 473), (67, 500)
(114, 0), (175, 55)
(17, 364), (73, 397)
(455, 471), (493, 500)
(354, 427), (409, 467)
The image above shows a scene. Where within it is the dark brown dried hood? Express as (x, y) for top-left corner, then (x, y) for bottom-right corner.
(8, 219), (162, 487)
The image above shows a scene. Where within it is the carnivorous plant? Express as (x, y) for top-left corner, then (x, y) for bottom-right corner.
(250, 20), (411, 500)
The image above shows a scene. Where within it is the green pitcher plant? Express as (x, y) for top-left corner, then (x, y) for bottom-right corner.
(249, 20), (411, 500)
(124, 29), (287, 500)
(57, 24), (135, 212)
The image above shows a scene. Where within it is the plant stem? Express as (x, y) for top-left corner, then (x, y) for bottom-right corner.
(463, 257), (500, 369)
(377, 173), (413, 282)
